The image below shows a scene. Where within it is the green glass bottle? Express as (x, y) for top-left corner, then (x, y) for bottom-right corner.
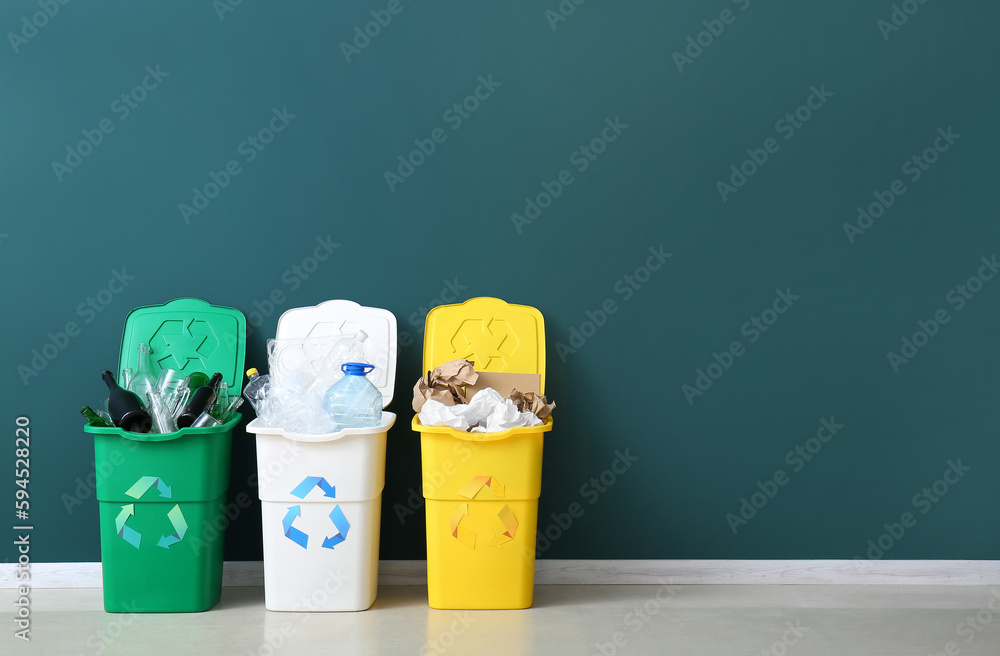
(211, 382), (230, 419)
(80, 405), (113, 428)
(186, 371), (210, 390)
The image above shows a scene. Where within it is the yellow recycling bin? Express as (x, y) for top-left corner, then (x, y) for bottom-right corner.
(413, 297), (553, 609)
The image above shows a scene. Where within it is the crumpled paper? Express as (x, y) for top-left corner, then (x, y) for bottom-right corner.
(462, 388), (504, 427)
(507, 389), (555, 419)
(418, 399), (471, 430)
(412, 359), (479, 412)
(418, 387), (542, 433)
(472, 397), (542, 433)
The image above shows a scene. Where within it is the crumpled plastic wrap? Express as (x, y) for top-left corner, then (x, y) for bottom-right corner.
(259, 384), (337, 434)
(412, 359), (479, 412)
(418, 387), (542, 433)
(251, 333), (371, 434)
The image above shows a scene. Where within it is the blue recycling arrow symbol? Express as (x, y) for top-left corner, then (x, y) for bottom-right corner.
(290, 476), (336, 499)
(282, 477), (350, 549)
(322, 505), (350, 550)
(282, 505), (309, 549)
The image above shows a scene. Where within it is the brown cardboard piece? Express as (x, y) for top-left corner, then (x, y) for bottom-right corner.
(464, 372), (541, 399)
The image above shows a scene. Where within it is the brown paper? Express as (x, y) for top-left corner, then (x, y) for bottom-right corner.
(508, 389), (555, 419)
(433, 359), (478, 389)
(412, 359), (479, 412)
(464, 372), (541, 399)
(414, 364), (555, 421)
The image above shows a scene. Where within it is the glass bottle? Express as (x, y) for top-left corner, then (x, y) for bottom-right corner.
(177, 372), (223, 428)
(128, 343), (157, 409)
(80, 406), (113, 428)
(102, 370), (152, 433)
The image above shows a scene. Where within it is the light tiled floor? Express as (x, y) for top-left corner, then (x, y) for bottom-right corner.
(3, 585), (999, 655)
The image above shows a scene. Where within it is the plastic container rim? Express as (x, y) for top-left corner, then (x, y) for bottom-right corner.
(246, 412), (397, 443)
(412, 415), (552, 442)
(83, 413), (242, 442)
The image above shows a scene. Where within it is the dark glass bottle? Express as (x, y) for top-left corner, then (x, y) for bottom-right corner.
(177, 372), (223, 428)
(101, 370), (152, 433)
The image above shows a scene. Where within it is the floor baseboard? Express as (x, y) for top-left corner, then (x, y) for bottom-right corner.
(3, 560), (998, 588)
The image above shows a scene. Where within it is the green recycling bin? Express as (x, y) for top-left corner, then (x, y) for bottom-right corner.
(83, 298), (246, 612)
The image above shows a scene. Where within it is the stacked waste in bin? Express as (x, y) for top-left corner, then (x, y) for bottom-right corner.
(84, 298), (246, 613)
(413, 297), (553, 609)
(247, 300), (397, 611)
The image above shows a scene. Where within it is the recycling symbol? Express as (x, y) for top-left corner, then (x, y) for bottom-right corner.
(149, 319), (220, 371)
(451, 318), (519, 371)
(450, 475), (517, 549)
(115, 476), (187, 550)
(282, 477), (350, 550)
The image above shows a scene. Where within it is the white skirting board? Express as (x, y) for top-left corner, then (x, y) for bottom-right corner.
(2, 560), (999, 588)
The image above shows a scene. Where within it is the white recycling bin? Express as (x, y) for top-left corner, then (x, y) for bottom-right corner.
(247, 300), (397, 611)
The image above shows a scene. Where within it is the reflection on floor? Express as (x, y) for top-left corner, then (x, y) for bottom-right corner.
(3, 584), (999, 655)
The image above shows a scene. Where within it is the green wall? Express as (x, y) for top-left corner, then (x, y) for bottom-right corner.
(2, 0), (998, 564)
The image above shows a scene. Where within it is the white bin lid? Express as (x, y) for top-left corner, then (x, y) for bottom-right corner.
(275, 300), (397, 407)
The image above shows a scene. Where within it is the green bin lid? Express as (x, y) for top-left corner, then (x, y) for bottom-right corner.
(118, 298), (247, 396)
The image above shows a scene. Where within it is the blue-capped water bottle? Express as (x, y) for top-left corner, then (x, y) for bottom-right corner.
(323, 362), (382, 429)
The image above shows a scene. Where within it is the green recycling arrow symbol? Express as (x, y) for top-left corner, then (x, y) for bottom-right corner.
(125, 476), (172, 499)
(157, 505), (188, 549)
(115, 476), (187, 549)
(115, 504), (141, 549)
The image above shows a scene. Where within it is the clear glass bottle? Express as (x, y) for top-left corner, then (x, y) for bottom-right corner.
(128, 343), (157, 409)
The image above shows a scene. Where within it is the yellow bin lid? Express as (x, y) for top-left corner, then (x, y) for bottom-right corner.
(422, 297), (546, 394)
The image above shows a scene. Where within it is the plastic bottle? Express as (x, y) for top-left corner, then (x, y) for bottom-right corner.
(243, 368), (271, 414)
(323, 362), (382, 429)
(306, 331), (369, 398)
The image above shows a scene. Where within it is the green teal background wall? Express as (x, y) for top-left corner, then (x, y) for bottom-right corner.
(2, 1), (998, 564)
